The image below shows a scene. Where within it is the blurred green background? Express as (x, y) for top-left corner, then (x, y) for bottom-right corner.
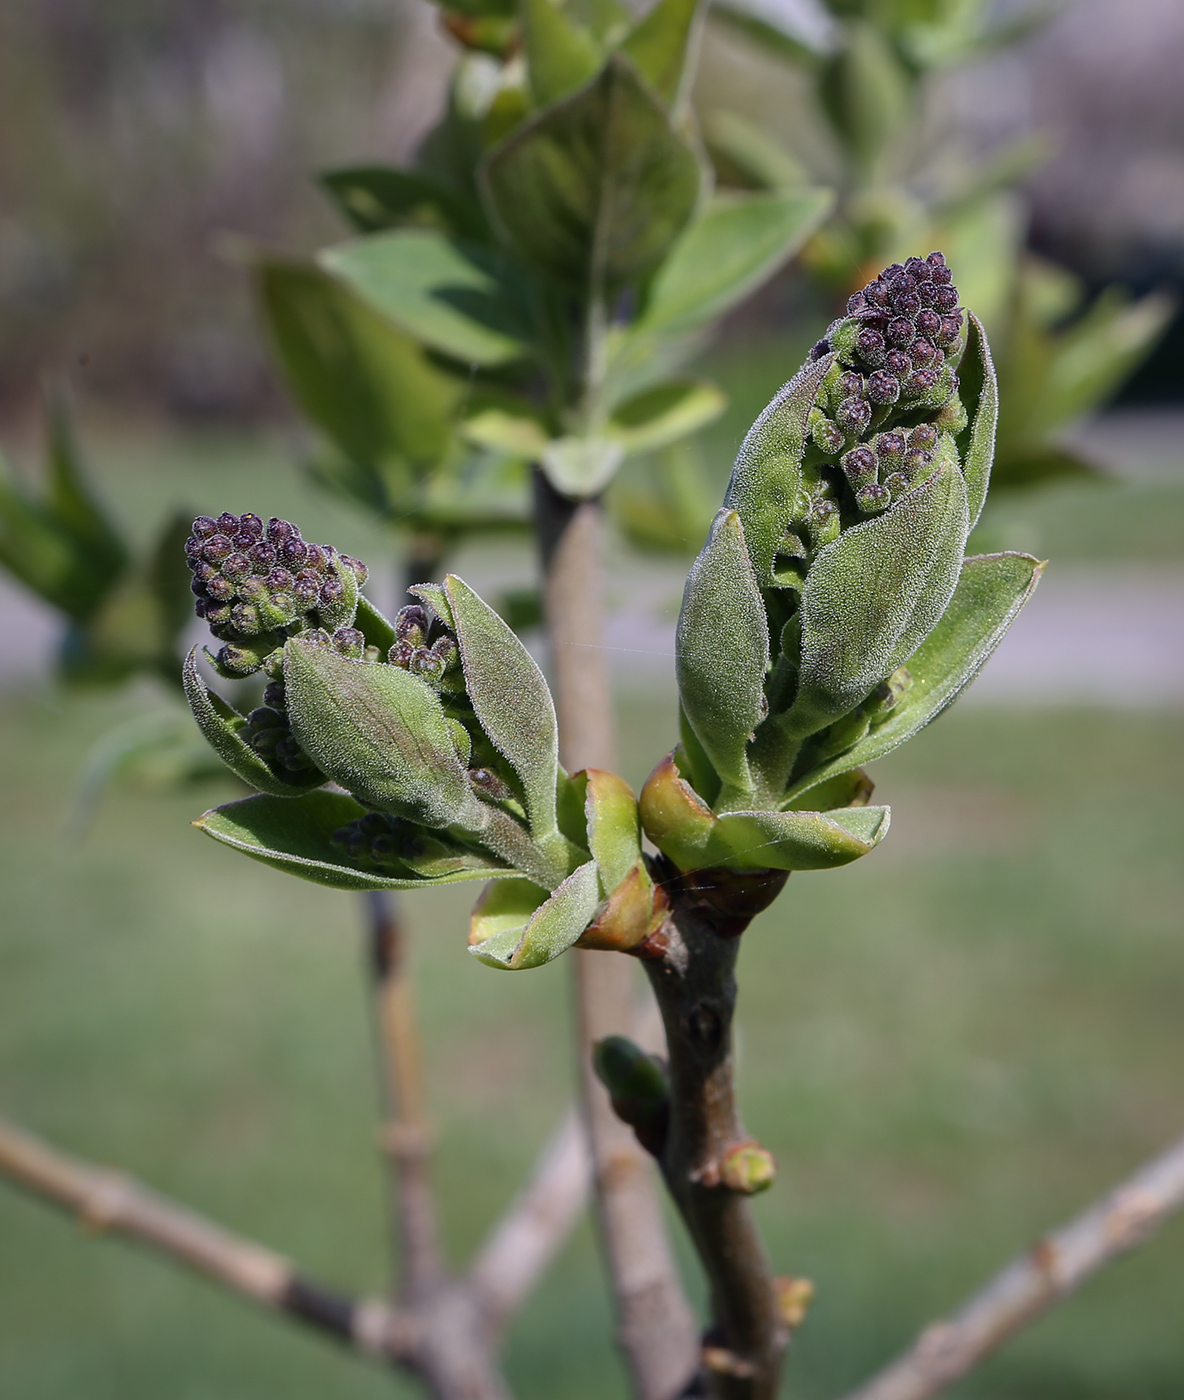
(1, 408), (1182, 1399)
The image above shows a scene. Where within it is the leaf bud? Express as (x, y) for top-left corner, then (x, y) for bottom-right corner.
(865, 665), (912, 720)
(593, 1036), (668, 1106)
(719, 1141), (776, 1195)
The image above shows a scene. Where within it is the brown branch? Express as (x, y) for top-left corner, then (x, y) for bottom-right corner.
(466, 1107), (591, 1330)
(0, 1112), (418, 1363)
(838, 1130), (1184, 1400)
(365, 889), (444, 1303)
(534, 471), (699, 1400)
(641, 866), (791, 1400)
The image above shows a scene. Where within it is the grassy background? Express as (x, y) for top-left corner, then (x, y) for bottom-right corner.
(1, 415), (1182, 1398)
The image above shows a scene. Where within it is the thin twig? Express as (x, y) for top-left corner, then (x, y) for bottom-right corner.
(839, 1131), (1184, 1400)
(467, 1107), (591, 1329)
(0, 1112), (418, 1363)
(534, 473), (698, 1400)
(365, 889), (444, 1303)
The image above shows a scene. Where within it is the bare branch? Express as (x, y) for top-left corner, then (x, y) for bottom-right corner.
(466, 1107), (590, 1329)
(0, 1112), (418, 1363)
(365, 889), (444, 1303)
(839, 1131), (1184, 1400)
(535, 475), (699, 1400)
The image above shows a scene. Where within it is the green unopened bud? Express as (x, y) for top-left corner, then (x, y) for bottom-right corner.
(593, 1036), (668, 1105)
(720, 1141), (776, 1195)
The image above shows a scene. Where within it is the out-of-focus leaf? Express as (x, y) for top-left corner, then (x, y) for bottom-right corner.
(470, 859), (601, 967)
(636, 190), (833, 338)
(45, 394), (128, 591)
(607, 440), (717, 555)
(818, 21), (911, 180)
(148, 512), (198, 664)
(786, 552), (1044, 802)
(539, 436), (625, 496)
(320, 230), (533, 367)
(481, 55), (703, 296)
(196, 790), (509, 891)
(701, 109), (812, 191)
(676, 508), (768, 796)
(607, 378), (726, 453)
(620, 0), (703, 108)
(521, 0), (603, 107)
(284, 639), (476, 827)
(461, 407), (550, 459)
(256, 257), (461, 475)
(991, 441), (1101, 490)
(320, 164), (489, 240)
(445, 574), (560, 839)
(709, 3), (829, 66)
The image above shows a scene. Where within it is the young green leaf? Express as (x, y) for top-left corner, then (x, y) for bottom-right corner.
(955, 312), (998, 529)
(676, 508), (769, 796)
(195, 790), (510, 891)
(444, 574), (560, 838)
(284, 639), (477, 827)
(711, 804), (890, 871)
(320, 164), (488, 240)
(583, 767), (642, 891)
(636, 189), (833, 338)
(470, 859), (602, 968)
(521, 0), (603, 107)
(607, 378), (726, 454)
(785, 551), (1044, 802)
(481, 55), (703, 296)
(320, 230), (532, 366)
(620, 0), (703, 109)
(539, 437), (625, 496)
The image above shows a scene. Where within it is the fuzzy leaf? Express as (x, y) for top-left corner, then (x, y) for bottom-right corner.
(786, 552), (1044, 802)
(444, 575), (559, 838)
(471, 859), (602, 968)
(195, 790), (508, 891)
(320, 230), (532, 367)
(955, 312), (997, 530)
(182, 648), (325, 796)
(481, 55), (703, 296)
(637, 190), (832, 338)
(354, 595), (397, 654)
(583, 767), (642, 890)
(620, 0), (703, 108)
(791, 458), (969, 737)
(255, 256), (460, 473)
(284, 640), (476, 827)
(676, 508), (769, 795)
(723, 354), (831, 587)
(712, 804), (890, 871)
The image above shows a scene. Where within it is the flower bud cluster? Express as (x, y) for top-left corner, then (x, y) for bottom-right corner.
(806, 252), (966, 524)
(330, 810), (426, 869)
(185, 512), (367, 671)
(387, 603), (461, 689)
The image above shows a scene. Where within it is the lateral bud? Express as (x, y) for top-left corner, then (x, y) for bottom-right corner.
(719, 1140), (776, 1195)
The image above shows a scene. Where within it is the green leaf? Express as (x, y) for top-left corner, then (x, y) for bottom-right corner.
(320, 230), (532, 367)
(709, 3), (827, 66)
(521, 0), (603, 107)
(786, 552), (1044, 802)
(195, 790), (509, 891)
(471, 859), (601, 968)
(712, 804), (890, 871)
(461, 407), (551, 460)
(44, 393), (129, 591)
(701, 109), (812, 191)
(284, 639), (477, 828)
(583, 767), (642, 890)
(607, 378), (726, 454)
(182, 647), (326, 797)
(818, 21), (912, 181)
(606, 440), (717, 556)
(539, 436), (625, 496)
(354, 595), (397, 654)
(636, 190), (833, 338)
(676, 508), (769, 796)
(148, 513), (197, 670)
(792, 457), (970, 737)
(620, 0), (703, 108)
(255, 256), (461, 473)
(445, 574), (560, 838)
(955, 312), (998, 530)
(723, 354), (831, 588)
(480, 54), (703, 295)
(320, 164), (488, 240)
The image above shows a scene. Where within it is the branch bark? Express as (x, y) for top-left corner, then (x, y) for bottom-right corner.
(641, 865), (791, 1400)
(365, 889), (444, 1304)
(0, 1112), (418, 1363)
(838, 1130), (1184, 1400)
(534, 471), (699, 1400)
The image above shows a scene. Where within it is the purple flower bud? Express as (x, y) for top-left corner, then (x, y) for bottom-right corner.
(810, 496), (838, 526)
(248, 706), (285, 731)
(867, 370), (901, 404)
(893, 290), (921, 317)
(884, 349), (911, 376)
(838, 371), (864, 398)
(905, 367), (939, 395)
(239, 575), (268, 603)
(206, 574), (235, 602)
(908, 423), (938, 451)
(202, 534), (233, 564)
(930, 267), (953, 288)
(265, 567), (294, 592)
(319, 577), (344, 608)
(279, 537), (308, 568)
(855, 483), (891, 514)
(303, 543), (328, 574)
(884, 472), (910, 497)
(410, 646), (446, 684)
(811, 415), (845, 455)
(841, 446), (877, 486)
(933, 284), (958, 310)
(248, 543), (276, 570)
(263, 681), (285, 707)
(836, 395), (872, 436)
(238, 512), (263, 538)
(250, 728), (282, 755)
(905, 449), (933, 476)
(395, 604), (429, 643)
(389, 638), (415, 668)
(230, 602), (261, 633)
(469, 766), (513, 800)
(882, 263), (905, 279)
(808, 338), (831, 361)
(915, 308), (941, 338)
(876, 431), (906, 463)
(333, 627), (365, 658)
(192, 516), (219, 540)
(904, 256), (932, 282)
(847, 290), (867, 314)
(856, 327), (886, 366)
(864, 280), (890, 308)
(221, 552), (251, 581)
(926, 250), (947, 269)
(216, 512), (240, 535)
(886, 317), (914, 346)
(301, 628), (332, 648)
(266, 517), (296, 545)
(184, 534), (203, 558)
(910, 338), (937, 367)
(259, 593), (298, 628)
(934, 316), (962, 348)
(339, 554), (368, 586)
(292, 575), (320, 605)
